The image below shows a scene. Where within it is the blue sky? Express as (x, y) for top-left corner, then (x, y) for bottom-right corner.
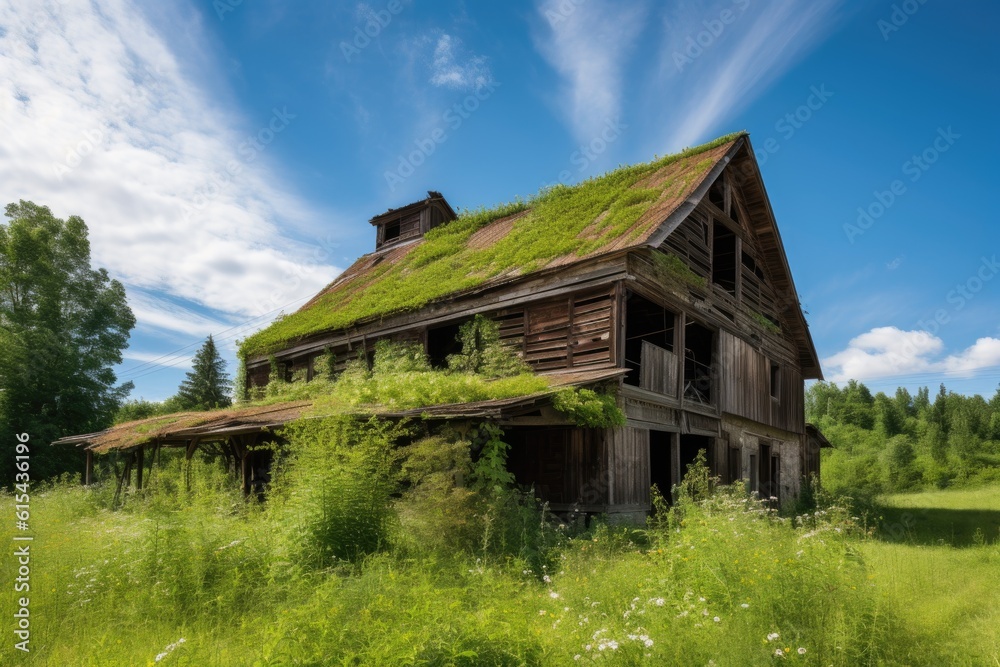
(1, 0), (998, 401)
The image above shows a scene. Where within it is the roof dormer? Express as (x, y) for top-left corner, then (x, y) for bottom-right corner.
(370, 191), (457, 250)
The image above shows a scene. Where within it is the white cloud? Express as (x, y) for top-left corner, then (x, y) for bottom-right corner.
(429, 34), (493, 90)
(0, 0), (342, 339)
(823, 327), (1000, 382)
(534, 0), (648, 143)
(656, 0), (842, 150)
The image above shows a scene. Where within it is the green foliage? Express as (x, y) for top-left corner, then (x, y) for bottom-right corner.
(748, 309), (781, 334)
(0, 200), (135, 481)
(808, 380), (1000, 495)
(240, 133), (744, 358)
(274, 416), (403, 567)
(552, 387), (626, 427)
(6, 455), (1000, 664)
(113, 397), (184, 424)
(174, 335), (232, 410)
(650, 250), (706, 289)
(447, 315), (530, 378)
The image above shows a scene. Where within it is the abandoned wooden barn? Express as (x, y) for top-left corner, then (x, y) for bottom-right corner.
(55, 131), (824, 520)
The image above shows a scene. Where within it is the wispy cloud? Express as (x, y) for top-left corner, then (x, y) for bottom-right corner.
(823, 327), (1000, 382)
(534, 0), (648, 143)
(656, 0), (843, 149)
(429, 34), (493, 90)
(0, 0), (342, 339)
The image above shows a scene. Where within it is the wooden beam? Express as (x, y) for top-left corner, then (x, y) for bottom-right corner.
(135, 446), (144, 491)
(84, 450), (93, 486)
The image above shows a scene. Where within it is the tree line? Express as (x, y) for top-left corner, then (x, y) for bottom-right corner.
(1, 202), (231, 483)
(807, 379), (1000, 495)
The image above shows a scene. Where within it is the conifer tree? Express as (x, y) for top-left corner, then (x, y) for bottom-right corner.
(176, 335), (232, 410)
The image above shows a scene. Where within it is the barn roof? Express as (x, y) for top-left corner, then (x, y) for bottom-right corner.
(240, 132), (744, 359)
(52, 367), (626, 453)
(240, 131), (820, 377)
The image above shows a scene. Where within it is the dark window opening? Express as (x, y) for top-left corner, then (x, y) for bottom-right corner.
(683, 321), (714, 404)
(427, 321), (464, 369)
(769, 362), (781, 399)
(758, 442), (779, 500)
(708, 177), (726, 211)
(729, 196), (743, 227)
(624, 292), (675, 388)
(650, 430), (673, 504)
(383, 219), (401, 243)
(727, 447), (742, 484)
(749, 453), (758, 494)
(741, 251), (767, 282)
(712, 221), (737, 295)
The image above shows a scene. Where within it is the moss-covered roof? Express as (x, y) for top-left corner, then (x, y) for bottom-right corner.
(240, 132), (745, 359)
(52, 368), (626, 452)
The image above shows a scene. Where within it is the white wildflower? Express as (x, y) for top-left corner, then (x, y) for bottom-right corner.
(767, 633), (780, 642)
(713, 616), (720, 623)
(798, 648), (807, 655)
(740, 603), (750, 608)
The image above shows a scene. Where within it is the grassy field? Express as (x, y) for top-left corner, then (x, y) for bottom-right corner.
(860, 485), (1000, 665)
(3, 457), (1000, 666)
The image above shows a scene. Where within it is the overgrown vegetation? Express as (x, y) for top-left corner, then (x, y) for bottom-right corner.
(650, 249), (707, 289)
(809, 380), (1000, 497)
(9, 448), (995, 665)
(240, 133), (745, 359)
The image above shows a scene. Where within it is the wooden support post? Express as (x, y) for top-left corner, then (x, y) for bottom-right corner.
(135, 446), (144, 491)
(84, 450), (93, 486)
(670, 432), (681, 500)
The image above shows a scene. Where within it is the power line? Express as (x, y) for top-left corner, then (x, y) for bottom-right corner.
(116, 294), (312, 381)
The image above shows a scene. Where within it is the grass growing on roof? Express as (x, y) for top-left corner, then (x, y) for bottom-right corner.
(240, 132), (745, 358)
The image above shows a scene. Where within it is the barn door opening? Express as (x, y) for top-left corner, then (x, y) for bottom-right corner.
(649, 430), (673, 504)
(679, 434), (712, 483)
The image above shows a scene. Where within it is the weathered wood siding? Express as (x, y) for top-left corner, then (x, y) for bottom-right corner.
(719, 331), (804, 433)
(523, 289), (614, 371)
(606, 426), (650, 509)
(639, 341), (678, 397)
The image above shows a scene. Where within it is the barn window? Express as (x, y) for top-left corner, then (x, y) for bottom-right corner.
(770, 362), (781, 399)
(383, 219), (401, 243)
(427, 321), (465, 368)
(712, 220), (737, 296)
(624, 292), (675, 389)
(683, 320), (714, 404)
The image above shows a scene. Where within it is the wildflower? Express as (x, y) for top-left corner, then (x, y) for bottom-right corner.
(652, 597), (665, 606)
(549, 591), (560, 599)
(767, 633), (780, 642)
(740, 603), (750, 609)
(713, 616), (720, 623)
(644, 638), (654, 648)
(538, 610), (546, 616)
(774, 649), (785, 658)
(543, 575), (552, 583)
(574, 656), (581, 661)
(798, 648), (807, 655)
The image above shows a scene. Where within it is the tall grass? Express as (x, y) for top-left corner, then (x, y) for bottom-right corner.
(3, 442), (996, 665)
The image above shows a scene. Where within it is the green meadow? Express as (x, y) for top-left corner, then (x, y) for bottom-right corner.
(3, 448), (999, 666)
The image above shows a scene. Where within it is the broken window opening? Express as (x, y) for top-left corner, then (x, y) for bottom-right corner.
(683, 320), (714, 405)
(623, 292), (675, 388)
(427, 320), (465, 369)
(712, 220), (737, 296)
(382, 219), (401, 243)
(770, 362), (781, 400)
